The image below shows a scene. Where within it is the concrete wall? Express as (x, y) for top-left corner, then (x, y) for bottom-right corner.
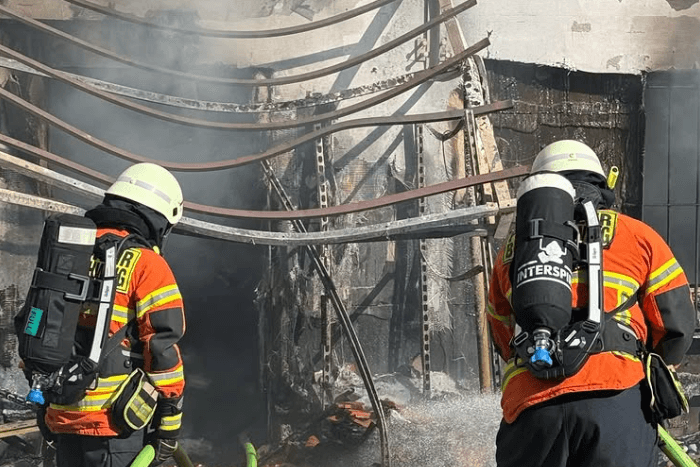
(458, 0), (700, 74)
(7, 0), (700, 74)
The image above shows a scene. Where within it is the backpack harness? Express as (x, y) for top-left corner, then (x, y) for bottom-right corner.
(508, 175), (641, 380)
(16, 213), (148, 405)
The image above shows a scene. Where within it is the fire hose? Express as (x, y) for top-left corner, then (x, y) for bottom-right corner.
(659, 424), (699, 467)
(130, 443), (194, 467)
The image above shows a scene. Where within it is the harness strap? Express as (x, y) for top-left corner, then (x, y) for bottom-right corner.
(31, 269), (94, 302)
(528, 218), (578, 243)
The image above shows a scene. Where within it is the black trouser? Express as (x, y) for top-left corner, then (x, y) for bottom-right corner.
(55, 429), (146, 467)
(496, 384), (658, 467)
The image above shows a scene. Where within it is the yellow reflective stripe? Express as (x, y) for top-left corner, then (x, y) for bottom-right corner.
(611, 350), (641, 362)
(604, 271), (639, 310)
(505, 287), (512, 306)
(148, 365), (184, 387)
(132, 396), (155, 423)
(487, 303), (512, 324)
(136, 285), (182, 317)
(647, 258), (683, 294)
(94, 374), (129, 390)
(501, 360), (527, 392)
(111, 304), (135, 324)
(613, 308), (633, 326)
(50, 392), (113, 411)
(159, 413), (182, 431)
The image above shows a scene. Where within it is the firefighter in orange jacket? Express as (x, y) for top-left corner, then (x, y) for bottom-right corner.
(487, 140), (695, 467)
(43, 163), (186, 467)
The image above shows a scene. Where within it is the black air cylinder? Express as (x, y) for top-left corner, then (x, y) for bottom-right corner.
(15, 213), (97, 375)
(511, 172), (576, 334)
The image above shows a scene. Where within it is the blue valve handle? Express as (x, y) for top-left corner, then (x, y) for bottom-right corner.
(26, 388), (45, 405)
(531, 347), (553, 366)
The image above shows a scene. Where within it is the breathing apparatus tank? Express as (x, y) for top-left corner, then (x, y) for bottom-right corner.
(511, 172), (578, 368)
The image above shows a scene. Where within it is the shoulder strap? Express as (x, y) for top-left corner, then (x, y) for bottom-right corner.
(97, 320), (134, 365)
(87, 234), (147, 364)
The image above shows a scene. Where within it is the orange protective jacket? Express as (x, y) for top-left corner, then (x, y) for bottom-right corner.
(488, 210), (695, 424)
(46, 228), (186, 436)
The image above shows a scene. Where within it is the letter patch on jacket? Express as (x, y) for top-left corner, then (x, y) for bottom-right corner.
(116, 249), (141, 293)
(598, 210), (617, 248)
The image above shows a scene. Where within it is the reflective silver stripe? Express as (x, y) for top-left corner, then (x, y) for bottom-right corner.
(111, 305), (133, 323)
(647, 259), (683, 294)
(118, 175), (172, 205)
(160, 413), (182, 430)
(148, 366), (184, 386)
(136, 286), (181, 316)
(542, 152), (601, 169)
(604, 272), (640, 304)
(57, 226), (96, 245)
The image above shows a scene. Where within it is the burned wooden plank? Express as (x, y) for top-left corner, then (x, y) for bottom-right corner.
(0, 420), (39, 439)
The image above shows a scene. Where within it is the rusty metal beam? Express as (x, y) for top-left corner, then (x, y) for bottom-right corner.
(0, 57), (418, 113)
(0, 135), (526, 219)
(0, 2), (475, 87)
(0, 86), (511, 172)
(62, 0), (398, 39)
(0, 38), (490, 131)
(0, 149), (522, 244)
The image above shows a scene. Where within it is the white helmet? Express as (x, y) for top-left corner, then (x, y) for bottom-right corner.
(530, 140), (605, 178)
(107, 163), (184, 225)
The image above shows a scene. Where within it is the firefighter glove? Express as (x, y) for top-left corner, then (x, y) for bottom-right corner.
(153, 438), (178, 463)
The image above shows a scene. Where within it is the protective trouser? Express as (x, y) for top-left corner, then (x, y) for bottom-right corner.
(55, 429), (146, 467)
(496, 384), (658, 467)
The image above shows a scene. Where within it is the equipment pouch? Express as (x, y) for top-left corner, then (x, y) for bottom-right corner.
(48, 356), (98, 406)
(644, 352), (688, 422)
(110, 368), (159, 434)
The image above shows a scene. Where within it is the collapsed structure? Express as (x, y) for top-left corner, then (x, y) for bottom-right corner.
(0, 0), (694, 466)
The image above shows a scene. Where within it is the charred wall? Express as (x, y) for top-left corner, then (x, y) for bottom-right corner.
(483, 59), (645, 218)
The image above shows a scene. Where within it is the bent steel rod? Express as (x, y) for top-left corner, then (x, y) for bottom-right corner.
(64, 0), (399, 39)
(0, 1), (474, 86)
(262, 160), (391, 467)
(0, 57), (421, 113)
(0, 132), (528, 220)
(0, 83), (511, 170)
(0, 38), (489, 130)
(0, 146), (503, 246)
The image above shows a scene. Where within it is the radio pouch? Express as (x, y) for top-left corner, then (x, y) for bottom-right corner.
(110, 368), (159, 434)
(644, 352), (688, 422)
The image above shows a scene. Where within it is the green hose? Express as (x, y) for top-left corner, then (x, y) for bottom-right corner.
(244, 441), (258, 467)
(130, 445), (155, 467)
(658, 424), (698, 467)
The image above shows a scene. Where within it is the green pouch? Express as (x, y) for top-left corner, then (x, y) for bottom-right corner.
(644, 352), (688, 421)
(110, 368), (159, 434)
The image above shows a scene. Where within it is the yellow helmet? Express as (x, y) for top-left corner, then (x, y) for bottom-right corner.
(531, 140), (605, 178)
(107, 163), (184, 225)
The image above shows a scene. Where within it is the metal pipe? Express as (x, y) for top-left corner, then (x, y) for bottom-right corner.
(0, 38), (489, 131)
(0, 1), (475, 86)
(0, 83), (509, 171)
(63, 0), (399, 39)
